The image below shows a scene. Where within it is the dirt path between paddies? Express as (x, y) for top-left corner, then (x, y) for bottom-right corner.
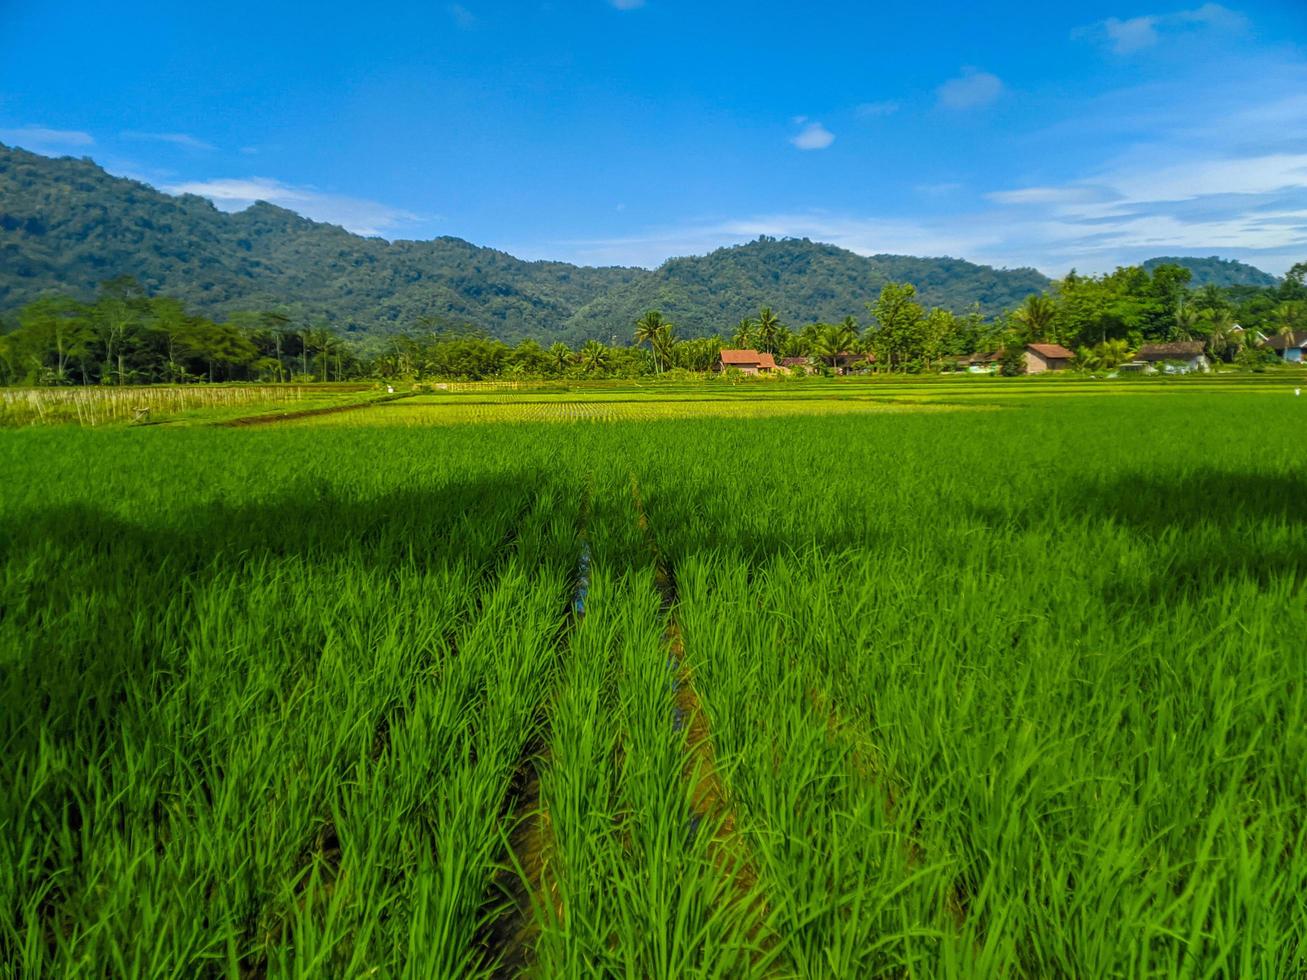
(629, 472), (781, 966)
(220, 390), (417, 426)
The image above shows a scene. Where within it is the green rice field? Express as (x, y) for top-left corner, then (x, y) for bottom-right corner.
(1, 379), (1304, 976)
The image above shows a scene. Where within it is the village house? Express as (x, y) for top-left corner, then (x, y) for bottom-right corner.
(831, 351), (873, 375)
(950, 352), (999, 374)
(1023, 343), (1075, 373)
(718, 348), (777, 374)
(1137, 341), (1210, 373)
(1264, 331), (1307, 363)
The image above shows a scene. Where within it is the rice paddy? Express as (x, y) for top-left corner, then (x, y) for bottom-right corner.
(1, 379), (1304, 976)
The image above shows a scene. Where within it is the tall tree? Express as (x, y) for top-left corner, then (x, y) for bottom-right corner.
(867, 283), (926, 370)
(730, 317), (756, 349)
(753, 307), (782, 354)
(633, 310), (671, 372)
(1013, 293), (1057, 343)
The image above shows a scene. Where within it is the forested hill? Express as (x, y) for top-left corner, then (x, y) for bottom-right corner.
(1141, 256), (1279, 288)
(4, 142), (1049, 341)
(0, 145), (639, 344)
(568, 240), (1051, 339)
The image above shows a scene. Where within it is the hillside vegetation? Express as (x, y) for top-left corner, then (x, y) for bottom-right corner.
(1141, 256), (1279, 288)
(2, 144), (1051, 342)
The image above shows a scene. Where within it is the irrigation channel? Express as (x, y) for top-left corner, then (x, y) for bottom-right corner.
(628, 473), (778, 967)
(472, 475), (780, 973)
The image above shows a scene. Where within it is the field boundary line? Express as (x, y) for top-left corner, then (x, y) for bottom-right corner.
(628, 471), (782, 965)
(217, 390), (418, 427)
(479, 478), (591, 977)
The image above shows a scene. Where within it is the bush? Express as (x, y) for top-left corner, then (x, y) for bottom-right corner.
(1235, 347), (1280, 372)
(999, 348), (1027, 376)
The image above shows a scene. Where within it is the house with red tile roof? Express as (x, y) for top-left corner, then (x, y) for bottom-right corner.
(718, 349), (777, 374)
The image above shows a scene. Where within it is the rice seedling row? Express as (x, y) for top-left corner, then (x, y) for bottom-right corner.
(2, 385), (1304, 975)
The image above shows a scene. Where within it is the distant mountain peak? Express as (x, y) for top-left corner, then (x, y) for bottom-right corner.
(11, 143), (1256, 344)
(1142, 255), (1278, 288)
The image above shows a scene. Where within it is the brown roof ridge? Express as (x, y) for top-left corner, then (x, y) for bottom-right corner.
(1027, 342), (1075, 359)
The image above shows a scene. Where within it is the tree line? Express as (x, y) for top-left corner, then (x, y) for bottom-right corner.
(2, 262), (1304, 385)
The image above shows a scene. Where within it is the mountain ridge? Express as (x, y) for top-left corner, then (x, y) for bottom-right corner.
(2, 143), (1276, 343)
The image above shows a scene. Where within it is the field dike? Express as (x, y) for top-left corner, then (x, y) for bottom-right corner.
(221, 390), (417, 426)
(628, 473), (779, 962)
(477, 482), (592, 976)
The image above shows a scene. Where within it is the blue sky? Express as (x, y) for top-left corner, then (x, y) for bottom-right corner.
(2, 0), (1305, 274)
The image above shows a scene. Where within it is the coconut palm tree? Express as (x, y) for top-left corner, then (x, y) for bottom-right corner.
(651, 322), (676, 372)
(809, 322), (858, 372)
(1273, 302), (1302, 342)
(730, 317), (755, 349)
(579, 340), (609, 374)
(754, 307), (782, 354)
(1013, 294), (1056, 343)
(633, 311), (671, 372)
(1206, 310), (1237, 361)
(1172, 300), (1201, 341)
(548, 341), (572, 375)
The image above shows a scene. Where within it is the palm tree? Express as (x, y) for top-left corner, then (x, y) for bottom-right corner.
(731, 317), (755, 349)
(1172, 300), (1201, 341)
(1013, 294), (1056, 343)
(809, 322), (857, 372)
(1099, 338), (1132, 369)
(1206, 310), (1237, 361)
(633, 311), (670, 372)
(548, 341), (572, 375)
(1273, 301), (1302, 344)
(651, 322), (677, 372)
(579, 340), (609, 375)
(754, 307), (782, 354)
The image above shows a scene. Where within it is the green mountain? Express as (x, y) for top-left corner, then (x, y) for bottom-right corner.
(2, 143), (1052, 342)
(1141, 255), (1279, 288)
(0, 145), (639, 344)
(568, 239), (1051, 339)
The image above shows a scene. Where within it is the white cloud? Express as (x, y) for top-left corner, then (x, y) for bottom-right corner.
(1104, 16), (1160, 54)
(936, 69), (1003, 110)
(447, 3), (476, 27)
(856, 101), (899, 119)
(1080, 3), (1246, 54)
(609, 0), (644, 8)
(536, 145), (1307, 275)
(121, 131), (214, 151)
(986, 186), (1114, 206)
(161, 176), (419, 237)
(0, 126), (94, 151)
(791, 121), (835, 151)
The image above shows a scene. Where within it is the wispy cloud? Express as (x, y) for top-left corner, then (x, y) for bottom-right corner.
(447, 3), (476, 28)
(0, 125), (94, 152)
(791, 118), (835, 151)
(160, 176), (419, 237)
(936, 69), (1003, 110)
(121, 130), (214, 151)
(1076, 3), (1246, 55)
(855, 101), (899, 119)
(608, 0), (644, 9)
